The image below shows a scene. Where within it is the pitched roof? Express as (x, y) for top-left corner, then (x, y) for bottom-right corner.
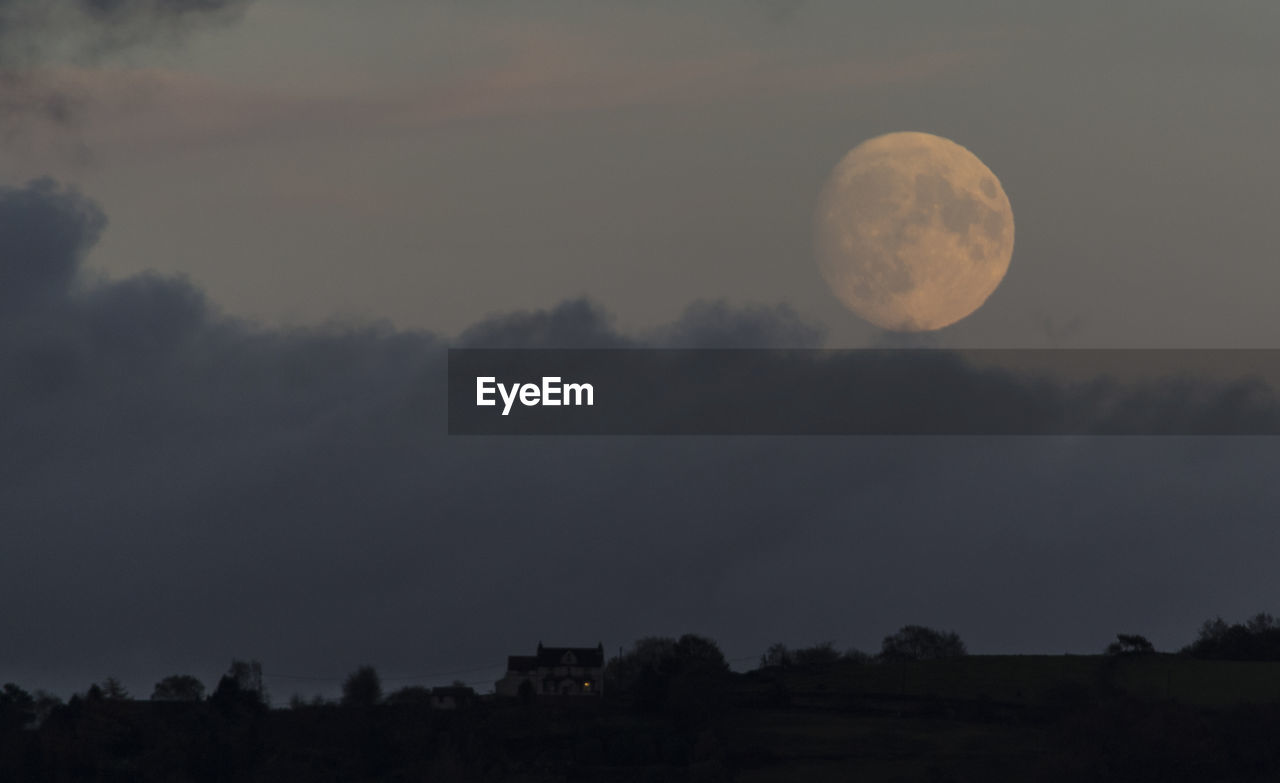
(536, 643), (604, 668)
(507, 655), (538, 672)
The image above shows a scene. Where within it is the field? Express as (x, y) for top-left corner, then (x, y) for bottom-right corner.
(765, 654), (1280, 707)
(720, 655), (1280, 782)
(12, 655), (1280, 781)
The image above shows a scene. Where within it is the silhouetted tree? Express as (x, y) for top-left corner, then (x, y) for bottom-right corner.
(341, 665), (383, 708)
(760, 643), (791, 669)
(100, 676), (130, 700)
(674, 634), (729, 670)
(1248, 612), (1278, 633)
(288, 692), (334, 708)
(879, 625), (967, 661)
(609, 634), (731, 718)
(151, 674), (205, 702)
(606, 636), (678, 695)
(664, 635), (732, 720)
(842, 647), (872, 664)
(385, 685), (433, 706)
(0, 683), (35, 731)
(793, 641), (841, 669)
(1105, 634), (1155, 655)
(211, 659), (268, 709)
(29, 690), (62, 727)
(1184, 612), (1280, 660)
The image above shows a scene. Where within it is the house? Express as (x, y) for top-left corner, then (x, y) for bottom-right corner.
(495, 642), (605, 699)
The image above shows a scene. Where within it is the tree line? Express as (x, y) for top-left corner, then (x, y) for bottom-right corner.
(759, 624), (967, 670)
(1104, 612), (1280, 658)
(4, 612), (1280, 730)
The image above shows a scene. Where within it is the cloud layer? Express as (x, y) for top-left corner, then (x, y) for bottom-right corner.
(3, 180), (1279, 699)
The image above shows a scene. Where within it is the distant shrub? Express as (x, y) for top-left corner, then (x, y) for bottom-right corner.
(341, 665), (382, 708)
(759, 642), (791, 669)
(1184, 613), (1280, 660)
(211, 659), (268, 711)
(792, 641), (841, 669)
(0, 683), (36, 731)
(842, 648), (872, 664)
(879, 625), (967, 661)
(1105, 634), (1156, 656)
(384, 685), (432, 706)
(151, 674), (205, 702)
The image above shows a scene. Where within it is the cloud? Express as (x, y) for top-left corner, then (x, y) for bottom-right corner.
(0, 0), (252, 135)
(456, 299), (632, 349)
(453, 298), (826, 350)
(0, 0), (250, 66)
(3, 180), (1280, 699)
(0, 178), (104, 315)
(650, 300), (826, 349)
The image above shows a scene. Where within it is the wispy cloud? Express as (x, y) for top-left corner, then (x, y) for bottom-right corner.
(46, 19), (1023, 158)
(0, 0), (252, 139)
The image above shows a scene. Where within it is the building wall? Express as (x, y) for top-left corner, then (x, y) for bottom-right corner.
(495, 665), (603, 698)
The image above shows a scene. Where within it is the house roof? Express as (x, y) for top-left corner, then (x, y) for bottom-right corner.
(536, 643), (604, 668)
(507, 655), (538, 672)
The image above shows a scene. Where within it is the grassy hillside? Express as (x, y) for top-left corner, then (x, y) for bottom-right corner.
(8, 654), (1280, 781)
(766, 654), (1280, 707)
(723, 655), (1280, 782)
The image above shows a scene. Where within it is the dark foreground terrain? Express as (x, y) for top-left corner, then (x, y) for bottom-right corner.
(6, 655), (1280, 782)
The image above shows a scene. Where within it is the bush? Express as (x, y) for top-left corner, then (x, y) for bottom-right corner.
(151, 674), (205, 702)
(1184, 613), (1280, 660)
(759, 643), (791, 669)
(341, 665), (383, 708)
(793, 641), (841, 669)
(880, 625), (966, 661)
(1105, 634), (1155, 656)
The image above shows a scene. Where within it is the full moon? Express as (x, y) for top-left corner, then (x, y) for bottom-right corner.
(814, 131), (1014, 331)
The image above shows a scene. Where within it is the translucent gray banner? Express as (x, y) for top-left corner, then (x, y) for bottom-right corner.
(447, 349), (1280, 435)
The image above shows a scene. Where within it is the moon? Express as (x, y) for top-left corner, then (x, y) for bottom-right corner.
(814, 131), (1014, 331)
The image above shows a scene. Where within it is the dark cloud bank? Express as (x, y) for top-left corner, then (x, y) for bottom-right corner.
(3, 179), (1280, 698)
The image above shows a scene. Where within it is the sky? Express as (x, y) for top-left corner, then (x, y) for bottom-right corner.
(3, 0), (1280, 699)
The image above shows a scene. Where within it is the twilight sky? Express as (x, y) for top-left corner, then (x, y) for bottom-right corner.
(3, 0), (1280, 699)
